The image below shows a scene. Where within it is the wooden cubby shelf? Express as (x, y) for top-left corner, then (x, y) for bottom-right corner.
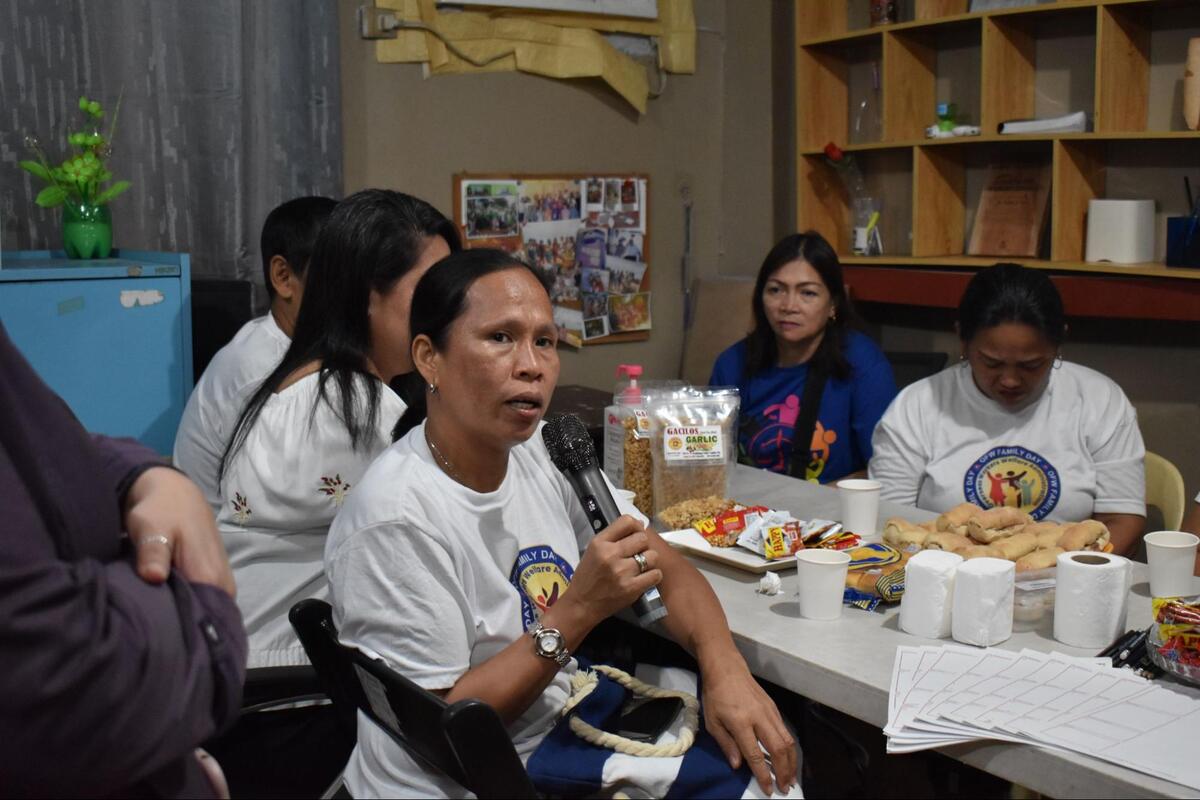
(795, 0), (1200, 320)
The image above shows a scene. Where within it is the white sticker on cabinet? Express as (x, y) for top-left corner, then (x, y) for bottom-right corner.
(119, 289), (165, 308)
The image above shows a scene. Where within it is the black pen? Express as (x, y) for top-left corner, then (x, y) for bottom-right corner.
(1099, 629), (1137, 661)
(1115, 628), (1150, 670)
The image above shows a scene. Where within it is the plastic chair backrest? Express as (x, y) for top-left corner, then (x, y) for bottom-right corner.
(289, 599), (536, 799)
(1145, 451), (1186, 531)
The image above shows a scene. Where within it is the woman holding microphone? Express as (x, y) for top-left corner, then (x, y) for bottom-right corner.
(326, 248), (798, 798)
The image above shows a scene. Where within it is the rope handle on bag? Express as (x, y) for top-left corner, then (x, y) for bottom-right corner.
(562, 665), (701, 758)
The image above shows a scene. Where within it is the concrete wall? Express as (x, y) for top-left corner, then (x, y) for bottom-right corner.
(338, 0), (776, 391)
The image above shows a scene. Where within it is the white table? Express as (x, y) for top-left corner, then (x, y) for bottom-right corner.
(673, 465), (1194, 799)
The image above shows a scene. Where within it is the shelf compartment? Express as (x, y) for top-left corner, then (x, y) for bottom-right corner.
(1052, 140), (1106, 262)
(884, 21), (981, 142)
(1096, 3), (1151, 132)
(913, 145), (966, 257)
(981, 7), (1097, 134)
(799, 150), (913, 258)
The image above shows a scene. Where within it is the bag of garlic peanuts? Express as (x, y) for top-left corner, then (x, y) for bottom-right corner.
(647, 388), (740, 518)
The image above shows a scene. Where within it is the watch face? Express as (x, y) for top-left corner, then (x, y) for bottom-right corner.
(536, 632), (557, 654)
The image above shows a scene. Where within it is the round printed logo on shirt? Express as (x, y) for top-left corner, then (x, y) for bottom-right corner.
(508, 545), (575, 631)
(963, 446), (1060, 520)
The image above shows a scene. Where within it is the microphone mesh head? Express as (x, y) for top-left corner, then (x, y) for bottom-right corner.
(542, 414), (598, 472)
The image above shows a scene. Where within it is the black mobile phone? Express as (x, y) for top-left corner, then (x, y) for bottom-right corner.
(616, 696), (685, 743)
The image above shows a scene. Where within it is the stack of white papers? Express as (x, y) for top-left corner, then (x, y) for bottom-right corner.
(886, 645), (1200, 791)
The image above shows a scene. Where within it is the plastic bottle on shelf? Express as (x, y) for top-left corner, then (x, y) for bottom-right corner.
(824, 142), (881, 256)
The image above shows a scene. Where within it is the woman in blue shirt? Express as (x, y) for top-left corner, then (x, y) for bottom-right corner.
(710, 231), (897, 483)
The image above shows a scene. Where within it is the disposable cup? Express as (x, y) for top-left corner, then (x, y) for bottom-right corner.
(1145, 530), (1200, 598)
(795, 549), (851, 620)
(838, 479), (882, 539)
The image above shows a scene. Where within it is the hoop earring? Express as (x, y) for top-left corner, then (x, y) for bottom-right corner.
(1052, 354), (1063, 370)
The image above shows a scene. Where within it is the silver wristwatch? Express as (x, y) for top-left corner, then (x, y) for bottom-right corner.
(529, 622), (570, 667)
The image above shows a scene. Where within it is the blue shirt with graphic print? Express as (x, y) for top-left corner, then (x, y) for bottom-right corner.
(709, 331), (897, 483)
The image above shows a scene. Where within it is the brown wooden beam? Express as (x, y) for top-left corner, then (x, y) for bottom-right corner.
(843, 265), (1200, 322)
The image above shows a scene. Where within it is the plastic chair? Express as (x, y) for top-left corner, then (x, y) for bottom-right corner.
(289, 599), (537, 799)
(1146, 451), (1186, 531)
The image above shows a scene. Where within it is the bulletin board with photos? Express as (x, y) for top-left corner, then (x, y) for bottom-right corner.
(452, 172), (651, 347)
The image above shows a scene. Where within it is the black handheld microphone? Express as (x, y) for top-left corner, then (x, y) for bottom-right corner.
(542, 414), (668, 626)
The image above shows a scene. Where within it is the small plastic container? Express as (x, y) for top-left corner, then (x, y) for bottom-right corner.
(1148, 625), (1200, 686)
(1013, 567), (1056, 631)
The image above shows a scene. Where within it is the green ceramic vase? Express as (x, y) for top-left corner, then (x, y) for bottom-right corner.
(62, 201), (112, 259)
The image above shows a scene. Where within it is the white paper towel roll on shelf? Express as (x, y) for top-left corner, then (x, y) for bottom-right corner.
(951, 557), (1014, 647)
(1053, 551), (1131, 649)
(900, 550), (964, 639)
(1085, 199), (1155, 265)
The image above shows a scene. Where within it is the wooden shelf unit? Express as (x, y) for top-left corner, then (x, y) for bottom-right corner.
(794, 0), (1200, 316)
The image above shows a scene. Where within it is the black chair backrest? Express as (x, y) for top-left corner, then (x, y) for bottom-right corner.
(884, 350), (949, 389)
(289, 599), (536, 799)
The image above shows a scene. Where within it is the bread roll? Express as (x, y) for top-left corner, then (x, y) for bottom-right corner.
(967, 508), (1034, 543)
(882, 518), (929, 551)
(1059, 520), (1110, 552)
(918, 519), (938, 533)
(994, 531), (1038, 560)
(1021, 521), (1067, 550)
(959, 545), (1004, 560)
(1015, 547), (1063, 573)
(924, 531), (971, 553)
(936, 502), (984, 532)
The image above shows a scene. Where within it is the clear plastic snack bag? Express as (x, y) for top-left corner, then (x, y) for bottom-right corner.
(647, 387), (740, 519)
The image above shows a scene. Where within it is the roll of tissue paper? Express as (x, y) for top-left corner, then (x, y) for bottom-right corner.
(951, 557), (1015, 647)
(900, 550), (964, 639)
(1053, 551), (1131, 649)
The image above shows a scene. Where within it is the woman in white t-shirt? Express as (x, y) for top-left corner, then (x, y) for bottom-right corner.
(218, 189), (460, 668)
(326, 249), (798, 799)
(869, 263), (1146, 556)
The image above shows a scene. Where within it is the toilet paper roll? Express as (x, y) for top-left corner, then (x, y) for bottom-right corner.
(951, 557), (1014, 647)
(900, 550), (964, 639)
(1053, 551), (1131, 649)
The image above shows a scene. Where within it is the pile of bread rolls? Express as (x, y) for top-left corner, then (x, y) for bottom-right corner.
(883, 502), (1111, 572)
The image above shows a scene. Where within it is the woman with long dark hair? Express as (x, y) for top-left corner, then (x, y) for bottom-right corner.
(217, 188), (460, 668)
(870, 263), (1146, 555)
(328, 249), (798, 798)
(710, 231), (896, 482)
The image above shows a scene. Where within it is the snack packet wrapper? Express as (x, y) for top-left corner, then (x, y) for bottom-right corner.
(843, 586), (883, 612)
(801, 519), (844, 546)
(737, 510), (802, 560)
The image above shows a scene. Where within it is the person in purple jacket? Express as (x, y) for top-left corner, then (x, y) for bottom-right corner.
(0, 319), (247, 798)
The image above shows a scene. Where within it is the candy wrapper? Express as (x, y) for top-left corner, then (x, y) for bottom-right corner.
(694, 505), (769, 547)
(801, 519), (844, 546)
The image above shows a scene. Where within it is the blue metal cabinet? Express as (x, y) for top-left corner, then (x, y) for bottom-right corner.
(0, 250), (193, 454)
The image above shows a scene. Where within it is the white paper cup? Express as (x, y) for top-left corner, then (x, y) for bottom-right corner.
(795, 549), (851, 620)
(838, 479), (882, 539)
(1145, 530), (1200, 598)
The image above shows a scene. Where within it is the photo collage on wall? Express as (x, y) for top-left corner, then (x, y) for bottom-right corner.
(459, 175), (650, 346)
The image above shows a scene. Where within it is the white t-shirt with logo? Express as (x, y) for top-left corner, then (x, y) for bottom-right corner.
(174, 314), (291, 513)
(325, 421), (646, 799)
(219, 372), (405, 667)
(869, 361), (1145, 522)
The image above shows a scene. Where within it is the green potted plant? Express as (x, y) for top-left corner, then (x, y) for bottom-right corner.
(20, 95), (130, 259)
